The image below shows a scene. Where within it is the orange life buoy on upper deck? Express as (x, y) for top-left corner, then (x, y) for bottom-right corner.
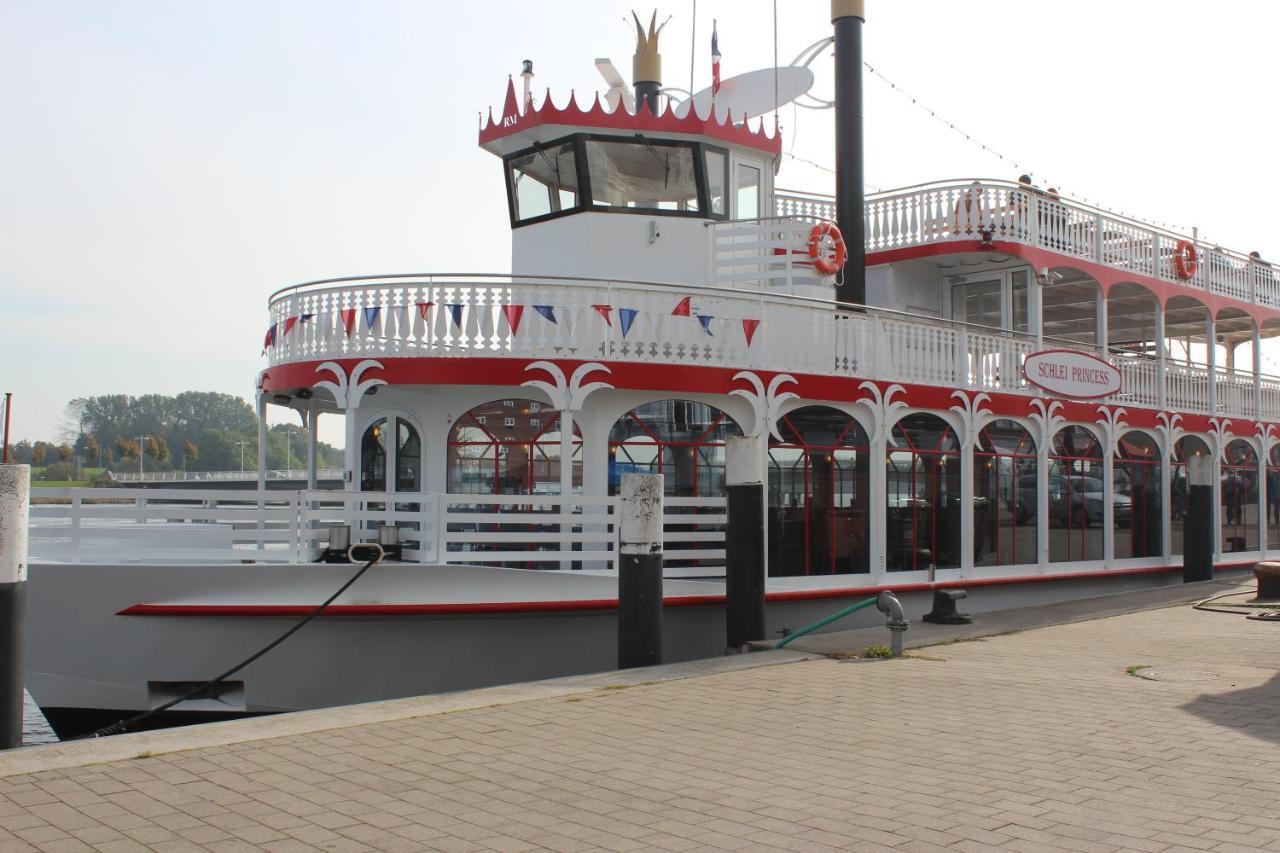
(1174, 240), (1199, 280)
(808, 221), (847, 277)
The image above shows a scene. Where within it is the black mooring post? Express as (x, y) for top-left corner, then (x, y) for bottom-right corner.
(1184, 455), (1214, 583)
(832, 0), (866, 307)
(619, 473), (663, 669)
(726, 436), (766, 650)
(1, 464), (30, 750)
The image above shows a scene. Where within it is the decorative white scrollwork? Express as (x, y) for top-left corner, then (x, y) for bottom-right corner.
(730, 371), (799, 440)
(313, 359), (386, 410)
(1156, 412), (1184, 460)
(857, 381), (908, 445)
(949, 390), (994, 450)
(1208, 416), (1234, 457)
(1026, 398), (1065, 449)
(1094, 405), (1130, 455)
(521, 361), (613, 412)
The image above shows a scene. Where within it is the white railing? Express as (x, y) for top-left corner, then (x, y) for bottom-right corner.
(28, 487), (727, 575)
(707, 215), (832, 294)
(111, 469), (344, 483)
(264, 273), (1280, 420)
(851, 180), (1280, 310)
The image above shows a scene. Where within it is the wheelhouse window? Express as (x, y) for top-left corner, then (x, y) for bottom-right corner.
(508, 142), (580, 223)
(705, 147), (728, 216)
(585, 138), (701, 212)
(736, 163), (761, 219)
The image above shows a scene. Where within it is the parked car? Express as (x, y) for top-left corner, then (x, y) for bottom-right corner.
(1016, 474), (1131, 527)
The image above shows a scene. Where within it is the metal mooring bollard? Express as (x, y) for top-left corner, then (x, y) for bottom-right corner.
(725, 436), (765, 651)
(619, 473), (663, 669)
(0, 464), (30, 750)
(876, 591), (908, 657)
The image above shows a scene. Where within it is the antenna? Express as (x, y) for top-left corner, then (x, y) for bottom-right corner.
(520, 60), (534, 112)
(595, 58), (635, 112)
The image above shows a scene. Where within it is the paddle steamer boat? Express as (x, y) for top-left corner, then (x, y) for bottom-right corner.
(25, 3), (1277, 737)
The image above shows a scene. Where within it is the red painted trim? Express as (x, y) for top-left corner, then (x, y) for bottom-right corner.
(1024, 349), (1123, 400)
(116, 562), (1253, 618)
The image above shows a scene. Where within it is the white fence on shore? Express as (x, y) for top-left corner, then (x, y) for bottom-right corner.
(28, 487), (728, 576)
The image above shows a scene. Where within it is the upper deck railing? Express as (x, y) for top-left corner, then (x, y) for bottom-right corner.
(777, 180), (1280, 311)
(265, 273), (1280, 421)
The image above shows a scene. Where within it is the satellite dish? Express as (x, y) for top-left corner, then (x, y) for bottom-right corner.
(594, 58), (635, 113)
(673, 66), (814, 121)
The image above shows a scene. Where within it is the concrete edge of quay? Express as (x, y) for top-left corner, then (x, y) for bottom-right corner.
(0, 649), (820, 779)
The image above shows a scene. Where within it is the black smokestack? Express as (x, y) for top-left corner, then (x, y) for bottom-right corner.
(832, 0), (866, 306)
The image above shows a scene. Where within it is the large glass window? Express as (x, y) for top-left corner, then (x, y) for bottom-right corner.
(1048, 426), (1104, 563)
(951, 279), (1003, 329)
(975, 420), (1037, 567)
(768, 407), (870, 576)
(360, 418), (388, 492)
(448, 399), (580, 495)
(1222, 439), (1259, 553)
(886, 414), (961, 572)
(1114, 431), (1161, 559)
(1171, 436), (1209, 555)
(1269, 445), (1280, 550)
(608, 400), (741, 497)
(360, 416), (421, 494)
(585, 139), (700, 212)
(508, 142), (579, 222)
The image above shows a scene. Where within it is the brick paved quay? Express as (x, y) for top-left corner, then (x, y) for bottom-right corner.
(3, 582), (1279, 852)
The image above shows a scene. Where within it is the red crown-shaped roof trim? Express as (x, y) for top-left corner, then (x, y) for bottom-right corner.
(480, 78), (782, 155)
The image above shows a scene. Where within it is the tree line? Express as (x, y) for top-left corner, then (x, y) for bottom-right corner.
(8, 391), (343, 480)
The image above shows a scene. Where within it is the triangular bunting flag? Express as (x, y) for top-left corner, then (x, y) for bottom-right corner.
(501, 304), (525, 335)
(415, 301), (434, 320)
(446, 304), (464, 328)
(299, 313), (314, 323)
(672, 296), (692, 316)
(533, 305), (557, 324)
(340, 308), (357, 337)
(362, 306), (381, 331)
(592, 304), (613, 326)
(742, 318), (760, 346)
(262, 323), (277, 352)
(619, 308), (638, 338)
(282, 316), (299, 337)
(697, 314), (714, 336)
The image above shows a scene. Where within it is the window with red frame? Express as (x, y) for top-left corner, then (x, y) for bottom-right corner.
(886, 414), (961, 572)
(974, 419), (1037, 567)
(447, 399), (581, 495)
(1048, 425), (1104, 563)
(1269, 445), (1280, 550)
(1222, 439), (1259, 553)
(607, 400), (742, 497)
(768, 406), (870, 576)
(1114, 431), (1162, 559)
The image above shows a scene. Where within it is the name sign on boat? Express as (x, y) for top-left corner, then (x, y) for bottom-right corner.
(1024, 350), (1122, 400)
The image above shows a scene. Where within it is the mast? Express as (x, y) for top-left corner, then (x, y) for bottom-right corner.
(832, 0), (866, 306)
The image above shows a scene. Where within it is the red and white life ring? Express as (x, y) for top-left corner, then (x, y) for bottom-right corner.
(808, 221), (847, 277)
(1174, 240), (1199, 280)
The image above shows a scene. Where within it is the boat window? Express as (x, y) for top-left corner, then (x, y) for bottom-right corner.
(360, 418), (388, 492)
(736, 163), (761, 219)
(584, 139), (701, 212)
(1171, 435), (1210, 555)
(448, 399), (580, 495)
(508, 142), (579, 222)
(396, 419), (421, 493)
(886, 414), (961, 572)
(1114, 430), (1161, 560)
(950, 278), (1002, 329)
(1222, 439), (1259, 554)
(1048, 426), (1103, 563)
(975, 419), (1037, 567)
(1011, 270), (1029, 333)
(608, 400), (741, 497)
(768, 406), (870, 576)
(705, 147), (728, 216)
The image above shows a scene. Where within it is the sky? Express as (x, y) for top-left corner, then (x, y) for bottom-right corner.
(4, 0), (1279, 446)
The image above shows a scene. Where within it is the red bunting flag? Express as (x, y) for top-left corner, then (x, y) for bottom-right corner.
(592, 304), (613, 326)
(501, 304), (525, 334)
(672, 296), (692, 316)
(742, 318), (760, 346)
(416, 301), (434, 320)
(340, 308), (357, 337)
(282, 316), (299, 337)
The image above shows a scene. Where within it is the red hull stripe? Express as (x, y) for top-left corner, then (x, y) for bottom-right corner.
(116, 563), (1250, 618)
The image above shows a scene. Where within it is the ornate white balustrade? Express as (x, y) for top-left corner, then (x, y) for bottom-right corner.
(266, 274), (1280, 421)
(778, 182), (1280, 311)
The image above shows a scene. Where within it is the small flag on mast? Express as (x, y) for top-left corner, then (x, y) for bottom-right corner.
(711, 21), (721, 97)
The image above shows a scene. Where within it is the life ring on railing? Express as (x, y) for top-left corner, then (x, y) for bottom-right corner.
(1174, 240), (1199, 280)
(808, 221), (847, 276)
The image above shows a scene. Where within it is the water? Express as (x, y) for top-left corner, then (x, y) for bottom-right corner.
(22, 690), (58, 746)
